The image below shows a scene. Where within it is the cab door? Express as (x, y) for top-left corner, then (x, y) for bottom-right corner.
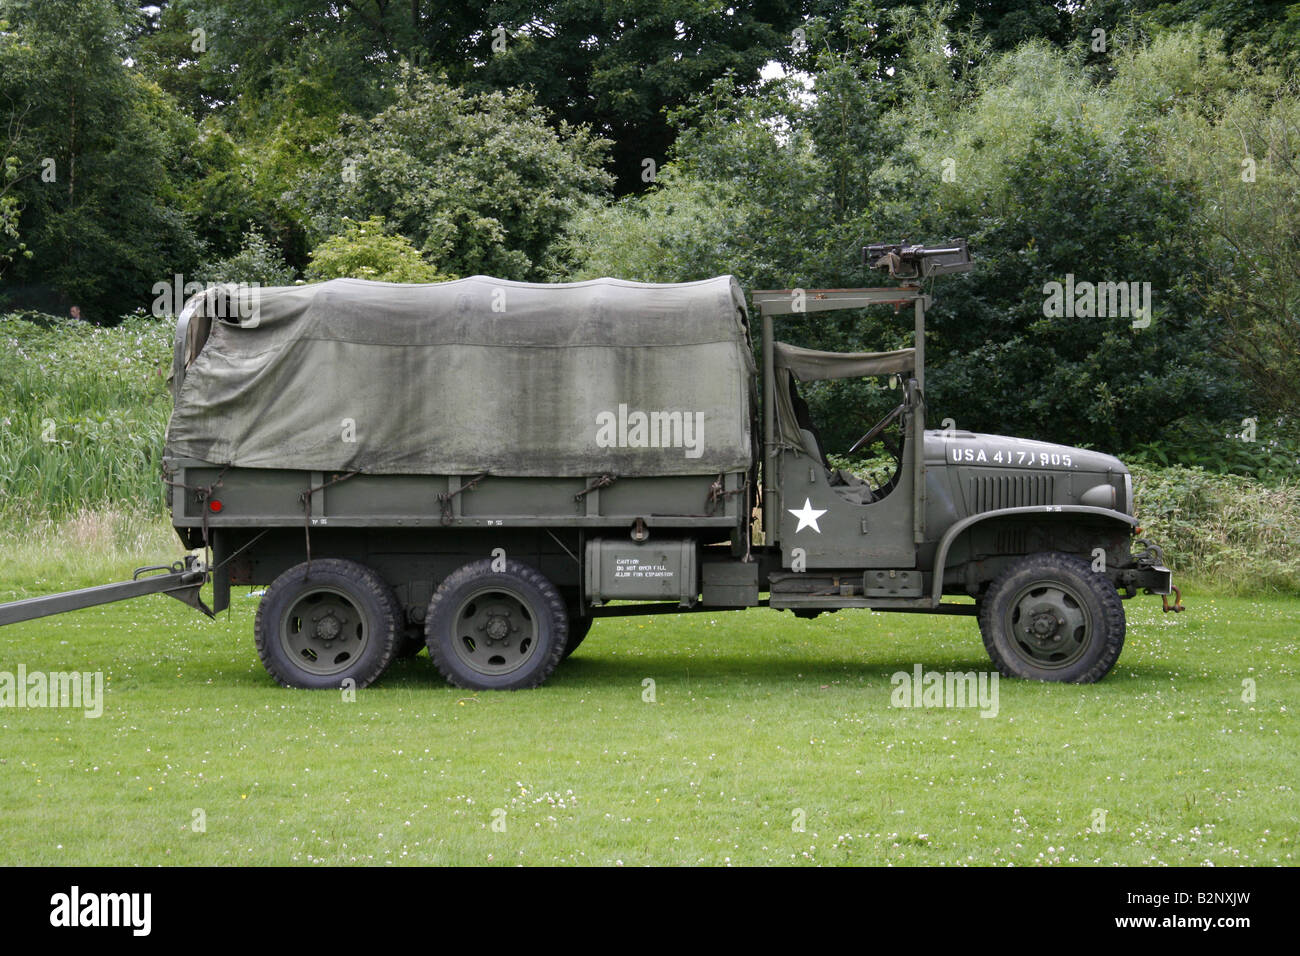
(777, 405), (917, 570)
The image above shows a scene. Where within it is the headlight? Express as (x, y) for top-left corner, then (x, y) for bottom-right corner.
(1080, 482), (1118, 509)
(1123, 473), (1134, 515)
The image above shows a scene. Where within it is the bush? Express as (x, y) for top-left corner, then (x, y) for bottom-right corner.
(199, 227), (297, 286)
(1128, 463), (1300, 593)
(305, 216), (453, 283)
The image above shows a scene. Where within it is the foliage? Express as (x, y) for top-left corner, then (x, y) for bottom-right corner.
(905, 46), (1238, 455)
(564, 23), (1279, 459)
(179, 0), (805, 194)
(304, 217), (452, 283)
(289, 72), (613, 281)
(200, 226), (297, 286)
(1127, 35), (1300, 423)
(1128, 462), (1300, 592)
(0, 0), (203, 322)
(1128, 416), (1300, 484)
(0, 141), (29, 276)
(0, 311), (173, 519)
(470, 1), (805, 194)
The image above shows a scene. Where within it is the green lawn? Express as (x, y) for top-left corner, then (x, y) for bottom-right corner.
(0, 565), (1295, 866)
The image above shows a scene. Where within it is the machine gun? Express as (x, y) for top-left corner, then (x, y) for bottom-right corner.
(863, 239), (971, 280)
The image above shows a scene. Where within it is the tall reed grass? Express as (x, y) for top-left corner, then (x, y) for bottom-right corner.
(0, 313), (172, 521)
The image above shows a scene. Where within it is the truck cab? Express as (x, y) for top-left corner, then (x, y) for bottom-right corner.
(750, 242), (1177, 680)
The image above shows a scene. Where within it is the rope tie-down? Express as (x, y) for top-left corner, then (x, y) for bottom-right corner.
(162, 462), (230, 564)
(298, 471), (359, 574)
(437, 472), (490, 526)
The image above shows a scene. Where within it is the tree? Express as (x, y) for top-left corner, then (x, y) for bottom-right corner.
(470, 1), (806, 193)
(0, 0), (202, 321)
(0, 96), (32, 277)
(563, 20), (1246, 455)
(289, 72), (613, 281)
(184, 0), (806, 193)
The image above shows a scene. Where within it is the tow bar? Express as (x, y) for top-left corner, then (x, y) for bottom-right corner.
(0, 555), (212, 627)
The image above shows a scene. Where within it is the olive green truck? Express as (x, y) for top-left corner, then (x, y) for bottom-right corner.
(0, 241), (1180, 690)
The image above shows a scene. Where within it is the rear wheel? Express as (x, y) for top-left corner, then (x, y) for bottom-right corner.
(424, 558), (568, 690)
(254, 559), (402, 689)
(977, 552), (1125, 683)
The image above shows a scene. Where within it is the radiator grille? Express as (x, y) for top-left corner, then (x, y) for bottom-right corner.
(969, 473), (1055, 512)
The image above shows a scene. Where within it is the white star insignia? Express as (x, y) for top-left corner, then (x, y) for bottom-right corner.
(787, 497), (827, 533)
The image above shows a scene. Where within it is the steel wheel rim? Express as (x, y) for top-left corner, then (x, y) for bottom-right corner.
(280, 586), (369, 677)
(1004, 580), (1092, 669)
(450, 586), (540, 677)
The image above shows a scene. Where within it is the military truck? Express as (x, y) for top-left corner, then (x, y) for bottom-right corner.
(0, 240), (1179, 690)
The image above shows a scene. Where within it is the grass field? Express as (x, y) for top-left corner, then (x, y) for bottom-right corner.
(0, 549), (1295, 866)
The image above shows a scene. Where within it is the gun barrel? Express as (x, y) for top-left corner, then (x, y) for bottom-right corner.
(863, 238), (971, 278)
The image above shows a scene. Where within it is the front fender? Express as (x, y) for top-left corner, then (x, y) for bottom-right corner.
(929, 504), (1138, 604)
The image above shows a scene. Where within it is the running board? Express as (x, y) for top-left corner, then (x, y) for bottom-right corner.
(769, 593), (977, 615)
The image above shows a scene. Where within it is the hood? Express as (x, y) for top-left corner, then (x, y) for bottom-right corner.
(924, 430), (1126, 475)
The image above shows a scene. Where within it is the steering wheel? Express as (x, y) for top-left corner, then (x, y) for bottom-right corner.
(847, 403), (905, 456)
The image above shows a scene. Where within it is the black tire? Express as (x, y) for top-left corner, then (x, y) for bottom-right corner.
(977, 551), (1125, 683)
(562, 615), (593, 659)
(254, 559), (402, 689)
(424, 558), (568, 690)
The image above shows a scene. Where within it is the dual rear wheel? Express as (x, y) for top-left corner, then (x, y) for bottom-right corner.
(255, 557), (574, 691)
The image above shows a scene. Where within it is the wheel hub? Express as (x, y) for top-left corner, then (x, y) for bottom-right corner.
(1007, 583), (1090, 668)
(314, 611), (342, 642)
(482, 611), (513, 645)
(451, 588), (540, 676)
(1028, 609), (1065, 641)
(279, 586), (369, 678)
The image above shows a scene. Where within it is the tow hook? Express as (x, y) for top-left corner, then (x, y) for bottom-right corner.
(1162, 586), (1184, 613)
(1132, 538), (1183, 612)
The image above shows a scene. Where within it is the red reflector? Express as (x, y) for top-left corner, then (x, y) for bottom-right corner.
(208, 499), (224, 513)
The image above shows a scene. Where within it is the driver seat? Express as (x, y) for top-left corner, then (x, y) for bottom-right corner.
(788, 376), (876, 505)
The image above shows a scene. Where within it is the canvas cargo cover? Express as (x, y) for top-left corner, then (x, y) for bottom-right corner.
(165, 275), (756, 478)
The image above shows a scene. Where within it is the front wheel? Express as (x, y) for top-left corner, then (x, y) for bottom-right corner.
(424, 558), (568, 690)
(977, 552), (1125, 683)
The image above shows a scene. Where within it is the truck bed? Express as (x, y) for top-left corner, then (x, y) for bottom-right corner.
(166, 458), (749, 533)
